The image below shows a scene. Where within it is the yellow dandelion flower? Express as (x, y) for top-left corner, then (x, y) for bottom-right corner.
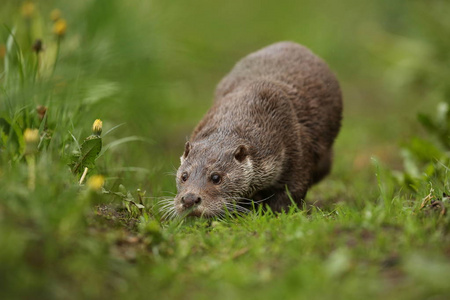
(24, 128), (39, 144)
(92, 119), (102, 136)
(50, 9), (61, 22)
(24, 128), (39, 155)
(87, 175), (105, 191)
(53, 19), (67, 37)
(21, 1), (35, 19)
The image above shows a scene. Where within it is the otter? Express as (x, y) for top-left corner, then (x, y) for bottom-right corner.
(172, 41), (342, 217)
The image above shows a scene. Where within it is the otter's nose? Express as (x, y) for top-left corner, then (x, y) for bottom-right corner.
(181, 193), (202, 208)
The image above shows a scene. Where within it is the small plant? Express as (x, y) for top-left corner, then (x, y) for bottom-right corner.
(23, 128), (39, 190)
(392, 102), (450, 193)
(70, 119), (103, 184)
(102, 184), (146, 214)
(418, 102), (450, 150)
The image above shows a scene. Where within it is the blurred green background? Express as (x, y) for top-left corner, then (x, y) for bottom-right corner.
(1, 0), (449, 299)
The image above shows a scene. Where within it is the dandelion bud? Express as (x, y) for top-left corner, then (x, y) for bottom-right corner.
(21, 1), (35, 19)
(36, 105), (47, 121)
(87, 175), (105, 191)
(24, 128), (39, 155)
(53, 19), (67, 37)
(92, 119), (102, 136)
(32, 39), (43, 54)
(50, 9), (61, 22)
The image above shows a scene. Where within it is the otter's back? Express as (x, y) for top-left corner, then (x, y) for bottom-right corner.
(215, 41), (342, 152)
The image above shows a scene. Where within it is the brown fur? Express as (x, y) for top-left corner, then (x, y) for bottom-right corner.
(173, 41), (342, 217)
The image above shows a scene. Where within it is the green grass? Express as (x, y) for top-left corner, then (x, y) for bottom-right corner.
(1, 0), (450, 299)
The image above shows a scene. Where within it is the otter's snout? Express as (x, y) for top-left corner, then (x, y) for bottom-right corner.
(181, 193), (202, 208)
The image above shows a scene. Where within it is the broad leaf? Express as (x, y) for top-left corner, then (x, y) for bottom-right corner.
(70, 135), (102, 174)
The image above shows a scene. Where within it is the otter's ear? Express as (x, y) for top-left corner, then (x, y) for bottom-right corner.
(233, 145), (248, 163)
(180, 141), (191, 163)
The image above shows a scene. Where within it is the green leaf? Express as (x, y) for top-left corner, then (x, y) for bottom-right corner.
(70, 135), (102, 174)
(68, 131), (81, 152)
(401, 149), (420, 179)
(406, 137), (443, 162)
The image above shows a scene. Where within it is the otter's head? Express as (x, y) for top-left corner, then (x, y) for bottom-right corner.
(174, 139), (253, 217)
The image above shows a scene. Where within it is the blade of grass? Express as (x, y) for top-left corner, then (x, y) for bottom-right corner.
(103, 122), (126, 137)
(97, 136), (151, 158)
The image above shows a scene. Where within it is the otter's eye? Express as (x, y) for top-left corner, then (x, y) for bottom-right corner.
(211, 173), (221, 184)
(181, 172), (189, 182)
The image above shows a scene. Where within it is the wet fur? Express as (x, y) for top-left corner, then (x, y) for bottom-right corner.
(174, 41), (342, 216)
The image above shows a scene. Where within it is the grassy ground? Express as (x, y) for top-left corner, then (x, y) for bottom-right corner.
(1, 0), (449, 299)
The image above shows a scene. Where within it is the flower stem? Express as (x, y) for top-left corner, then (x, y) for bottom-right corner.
(27, 154), (36, 190)
(79, 167), (89, 185)
(52, 36), (61, 75)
